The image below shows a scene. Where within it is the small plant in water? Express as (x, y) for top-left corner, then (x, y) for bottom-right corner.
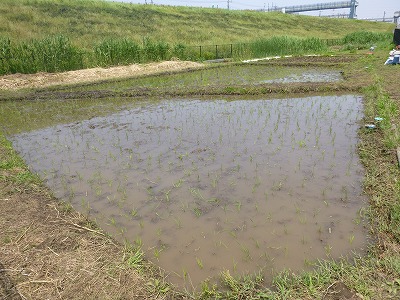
(194, 207), (202, 217)
(324, 244), (332, 257)
(196, 257), (203, 269)
(130, 208), (138, 218)
(348, 234), (355, 244)
(235, 201), (242, 211)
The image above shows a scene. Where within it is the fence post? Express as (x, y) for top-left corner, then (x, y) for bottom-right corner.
(215, 45), (218, 59)
(230, 44), (233, 58)
(199, 46), (202, 59)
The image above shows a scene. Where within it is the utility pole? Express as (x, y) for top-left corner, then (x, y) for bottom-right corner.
(227, 0), (230, 10)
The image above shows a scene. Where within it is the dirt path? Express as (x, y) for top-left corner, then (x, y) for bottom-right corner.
(0, 61), (204, 90)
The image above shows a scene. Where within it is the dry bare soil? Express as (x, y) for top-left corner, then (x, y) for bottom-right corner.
(0, 61), (204, 90)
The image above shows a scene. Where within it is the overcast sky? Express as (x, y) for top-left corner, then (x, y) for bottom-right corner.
(111, 0), (398, 20)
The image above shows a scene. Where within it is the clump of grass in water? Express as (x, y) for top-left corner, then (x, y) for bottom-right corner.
(124, 242), (144, 270)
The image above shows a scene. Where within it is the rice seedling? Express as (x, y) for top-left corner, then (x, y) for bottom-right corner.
(348, 235), (355, 244)
(299, 216), (307, 225)
(235, 201), (242, 212)
(324, 244), (332, 257)
(239, 243), (252, 262)
(153, 248), (162, 260)
(130, 208), (138, 218)
(108, 217), (116, 226)
(4, 92), (368, 289)
(193, 207), (202, 218)
(196, 257), (204, 269)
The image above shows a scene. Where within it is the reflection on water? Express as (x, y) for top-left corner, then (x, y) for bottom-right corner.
(65, 65), (342, 92)
(261, 70), (342, 83)
(11, 95), (367, 288)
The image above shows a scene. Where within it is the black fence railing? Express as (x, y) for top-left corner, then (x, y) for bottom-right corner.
(324, 38), (343, 46)
(185, 39), (343, 60)
(188, 43), (236, 60)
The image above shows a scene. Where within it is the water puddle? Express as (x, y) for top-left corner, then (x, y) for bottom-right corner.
(66, 65), (342, 92)
(9, 95), (367, 289)
(261, 70), (342, 83)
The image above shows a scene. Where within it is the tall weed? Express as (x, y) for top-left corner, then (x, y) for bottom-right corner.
(246, 36), (328, 59)
(1, 32), (389, 75)
(0, 35), (83, 75)
(142, 38), (170, 62)
(342, 31), (392, 50)
(0, 38), (12, 74)
(94, 38), (141, 66)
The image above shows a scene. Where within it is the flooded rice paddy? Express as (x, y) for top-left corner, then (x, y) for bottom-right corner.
(7, 94), (367, 288)
(60, 64), (342, 92)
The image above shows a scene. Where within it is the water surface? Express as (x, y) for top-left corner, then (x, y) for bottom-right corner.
(9, 95), (367, 288)
(57, 64), (342, 92)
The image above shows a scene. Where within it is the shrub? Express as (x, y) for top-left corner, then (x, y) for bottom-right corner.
(0, 35), (83, 75)
(342, 31), (392, 50)
(94, 38), (141, 66)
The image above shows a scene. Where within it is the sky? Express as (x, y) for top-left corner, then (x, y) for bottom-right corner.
(110, 0), (398, 20)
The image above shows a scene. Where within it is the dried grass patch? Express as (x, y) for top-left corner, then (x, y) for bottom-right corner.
(0, 61), (204, 91)
(0, 183), (165, 299)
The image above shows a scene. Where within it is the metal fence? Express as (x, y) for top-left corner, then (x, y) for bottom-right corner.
(185, 39), (343, 60)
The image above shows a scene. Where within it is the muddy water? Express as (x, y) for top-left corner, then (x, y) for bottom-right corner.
(11, 95), (367, 288)
(67, 65), (342, 92)
(124, 66), (342, 87)
(261, 70), (342, 83)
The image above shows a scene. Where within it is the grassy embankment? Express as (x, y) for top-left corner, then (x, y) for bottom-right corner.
(0, 0), (393, 45)
(0, 0), (394, 74)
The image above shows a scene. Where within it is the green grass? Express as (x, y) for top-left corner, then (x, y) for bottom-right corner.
(343, 31), (393, 47)
(0, 132), (41, 185)
(0, 32), (394, 75)
(125, 243), (145, 270)
(0, 0), (395, 74)
(0, 133), (25, 170)
(93, 38), (173, 66)
(0, 35), (334, 74)
(247, 36), (328, 58)
(0, 35), (84, 74)
(0, 0), (394, 47)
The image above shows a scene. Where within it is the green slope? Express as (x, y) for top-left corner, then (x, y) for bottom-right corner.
(0, 0), (394, 47)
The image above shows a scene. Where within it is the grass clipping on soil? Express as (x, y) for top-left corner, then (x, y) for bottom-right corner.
(0, 60), (204, 91)
(0, 189), (158, 299)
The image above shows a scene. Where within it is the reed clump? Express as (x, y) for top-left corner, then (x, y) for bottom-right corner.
(341, 31), (393, 50)
(246, 36), (328, 58)
(0, 35), (83, 74)
(0, 31), (394, 76)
